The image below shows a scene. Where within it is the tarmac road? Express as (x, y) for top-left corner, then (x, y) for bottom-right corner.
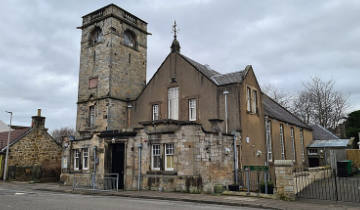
(0, 186), (264, 210)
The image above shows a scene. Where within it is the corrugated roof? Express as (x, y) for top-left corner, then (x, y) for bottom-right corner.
(310, 124), (339, 140)
(262, 93), (310, 129)
(307, 139), (351, 148)
(180, 54), (246, 86)
(0, 128), (31, 151)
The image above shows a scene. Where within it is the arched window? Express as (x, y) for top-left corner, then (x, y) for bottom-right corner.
(89, 27), (103, 46)
(124, 30), (136, 48)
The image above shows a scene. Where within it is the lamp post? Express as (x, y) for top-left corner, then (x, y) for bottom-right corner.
(3, 111), (12, 181)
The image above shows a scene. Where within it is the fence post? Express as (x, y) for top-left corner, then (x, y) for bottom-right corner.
(274, 160), (295, 200)
(264, 170), (268, 194)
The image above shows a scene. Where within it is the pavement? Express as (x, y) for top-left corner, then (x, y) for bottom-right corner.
(1, 181), (359, 210)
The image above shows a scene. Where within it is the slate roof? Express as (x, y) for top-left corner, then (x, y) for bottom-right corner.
(310, 124), (339, 140)
(307, 139), (351, 148)
(0, 128), (31, 151)
(262, 93), (310, 129)
(179, 54), (247, 86)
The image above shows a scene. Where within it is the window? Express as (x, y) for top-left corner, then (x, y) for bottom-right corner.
(265, 120), (272, 162)
(89, 27), (103, 46)
(152, 104), (159, 121)
(74, 149), (80, 170)
(151, 144), (161, 170)
(188, 99), (196, 121)
(252, 90), (257, 113)
(247, 87), (251, 112)
(300, 128), (305, 162)
(280, 124), (285, 160)
(89, 78), (98, 89)
(308, 149), (318, 155)
(291, 127), (296, 162)
(165, 144), (174, 171)
(89, 105), (95, 128)
(168, 87), (179, 120)
(124, 30), (136, 48)
(83, 148), (89, 170)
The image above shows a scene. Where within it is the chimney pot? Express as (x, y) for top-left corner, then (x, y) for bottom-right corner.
(37, 109), (41, 116)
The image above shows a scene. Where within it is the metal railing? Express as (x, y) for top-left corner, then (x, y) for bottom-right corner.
(72, 173), (119, 192)
(238, 167), (273, 194)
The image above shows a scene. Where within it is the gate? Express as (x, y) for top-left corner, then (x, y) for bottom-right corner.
(238, 166), (274, 194)
(295, 167), (360, 202)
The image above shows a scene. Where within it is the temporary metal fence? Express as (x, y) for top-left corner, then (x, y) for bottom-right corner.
(295, 167), (360, 203)
(238, 166), (273, 194)
(72, 173), (119, 192)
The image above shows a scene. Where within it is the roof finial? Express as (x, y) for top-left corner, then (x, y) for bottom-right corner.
(172, 20), (178, 40)
(171, 20), (180, 53)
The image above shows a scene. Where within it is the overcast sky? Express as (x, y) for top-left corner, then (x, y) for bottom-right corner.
(0, 0), (359, 131)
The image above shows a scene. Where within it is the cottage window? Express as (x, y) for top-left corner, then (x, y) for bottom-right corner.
(152, 104), (159, 121)
(89, 105), (95, 128)
(165, 144), (174, 171)
(74, 149), (80, 170)
(151, 144), (161, 170)
(188, 99), (196, 121)
(300, 128), (305, 162)
(83, 148), (89, 170)
(280, 124), (285, 160)
(252, 90), (257, 113)
(291, 127), (296, 162)
(246, 87), (251, 112)
(168, 87), (179, 120)
(265, 120), (273, 162)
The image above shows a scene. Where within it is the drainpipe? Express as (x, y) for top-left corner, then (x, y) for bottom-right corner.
(137, 143), (143, 191)
(223, 90), (229, 133)
(232, 133), (239, 185)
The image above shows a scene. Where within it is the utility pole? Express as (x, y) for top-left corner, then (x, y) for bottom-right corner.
(3, 111), (12, 181)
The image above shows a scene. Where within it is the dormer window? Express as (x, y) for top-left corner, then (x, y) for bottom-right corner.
(124, 30), (136, 48)
(89, 27), (103, 46)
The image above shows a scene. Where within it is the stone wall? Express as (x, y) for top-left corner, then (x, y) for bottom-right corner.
(274, 160), (295, 200)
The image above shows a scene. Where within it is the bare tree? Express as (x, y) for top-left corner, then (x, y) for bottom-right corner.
(51, 127), (75, 144)
(262, 84), (294, 110)
(293, 77), (348, 129)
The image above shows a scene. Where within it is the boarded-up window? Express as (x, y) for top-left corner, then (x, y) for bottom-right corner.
(280, 124), (285, 160)
(291, 127), (296, 161)
(89, 78), (98, 89)
(252, 90), (257, 113)
(168, 87), (179, 120)
(300, 128), (305, 162)
(247, 87), (251, 112)
(89, 106), (95, 128)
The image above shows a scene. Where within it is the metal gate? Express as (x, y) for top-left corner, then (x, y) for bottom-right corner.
(295, 167), (360, 202)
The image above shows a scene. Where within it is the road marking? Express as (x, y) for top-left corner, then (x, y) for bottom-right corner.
(15, 192), (25, 195)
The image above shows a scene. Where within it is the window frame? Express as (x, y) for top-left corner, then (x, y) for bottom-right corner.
(280, 124), (285, 160)
(152, 104), (159, 121)
(265, 120), (273, 162)
(165, 144), (174, 171)
(188, 98), (197, 121)
(82, 148), (89, 170)
(168, 87), (179, 120)
(246, 87), (252, 112)
(290, 127), (296, 162)
(252, 90), (258, 113)
(89, 105), (95, 128)
(74, 149), (80, 171)
(151, 144), (161, 171)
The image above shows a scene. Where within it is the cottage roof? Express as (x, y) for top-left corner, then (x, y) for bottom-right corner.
(179, 54), (247, 86)
(262, 93), (310, 129)
(307, 139), (351, 148)
(0, 128), (31, 151)
(310, 124), (339, 140)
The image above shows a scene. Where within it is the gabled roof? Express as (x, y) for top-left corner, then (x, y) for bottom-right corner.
(307, 139), (351, 148)
(0, 128), (31, 151)
(179, 53), (247, 86)
(262, 93), (310, 129)
(310, 124), (339, 140)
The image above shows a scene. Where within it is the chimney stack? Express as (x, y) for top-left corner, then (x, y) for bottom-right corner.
(32, 109), (45, 129)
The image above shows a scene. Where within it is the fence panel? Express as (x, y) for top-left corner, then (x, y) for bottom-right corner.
(72, 173), (119, 192)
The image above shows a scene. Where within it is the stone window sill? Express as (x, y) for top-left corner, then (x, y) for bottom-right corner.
(146, 170), (177, 176)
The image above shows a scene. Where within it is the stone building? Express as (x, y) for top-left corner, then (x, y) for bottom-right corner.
(60, 4), (313, 192)
(0, 110), (62, 181)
